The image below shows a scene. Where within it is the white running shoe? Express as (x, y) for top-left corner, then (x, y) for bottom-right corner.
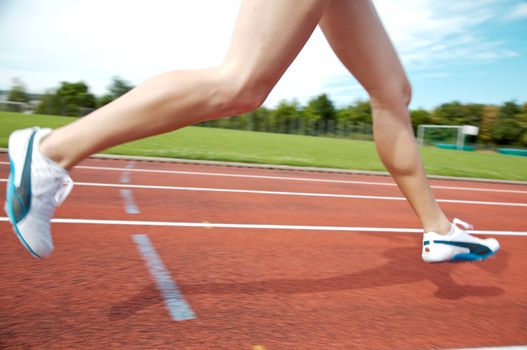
(4, 127), (73, 258)
(422, 218), (500, 263)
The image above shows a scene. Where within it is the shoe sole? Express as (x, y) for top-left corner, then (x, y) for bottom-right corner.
(5, 138), (42, 259)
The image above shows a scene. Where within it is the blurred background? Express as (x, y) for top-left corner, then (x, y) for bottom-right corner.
(1, 0), (526, 172)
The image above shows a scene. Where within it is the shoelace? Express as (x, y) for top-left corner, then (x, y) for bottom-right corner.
(53, 175), (74, 205)
(452, 218), (473, 230)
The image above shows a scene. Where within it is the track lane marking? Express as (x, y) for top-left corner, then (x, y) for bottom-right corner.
(120, 171), (130, 183)
(119, 161), (139, 214)
(121, 160), (136, 183)
(0, 178), (523, 207)
(61, 165), (527, 194)
(133, 234), (195, 321)
(1, 217), (525, 236)
(49, 181), (527, 208)
(120, 189), (140, 214)
(1, 161), (525, 194)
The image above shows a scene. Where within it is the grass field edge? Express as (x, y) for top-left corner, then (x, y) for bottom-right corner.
(2, 148), (524, 185)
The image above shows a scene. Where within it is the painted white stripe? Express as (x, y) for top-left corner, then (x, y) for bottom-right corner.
(2, 161), (524, 194)
(0, 178), (524, 207)
(133, 234), (195, 321)
(70, 166), (527, 194)
(120, 189), (140, 214)
(0, 177), (524, 207)
(3, 161), (527, 195)
(1, 217), (525, 236)
(120, 171), (130, 183)
(61, 181), (527, 208)
(119, 161), (134, 183)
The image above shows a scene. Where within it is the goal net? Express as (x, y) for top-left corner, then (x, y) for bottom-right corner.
(416, 125), (479, 150)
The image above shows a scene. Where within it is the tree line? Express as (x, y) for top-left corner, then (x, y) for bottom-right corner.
(5, 77), (527, 146)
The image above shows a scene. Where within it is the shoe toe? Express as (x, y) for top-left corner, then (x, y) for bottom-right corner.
(16, 219), (54, 258)
(484, 238), (500, 253)
(24, 233), (54, 258)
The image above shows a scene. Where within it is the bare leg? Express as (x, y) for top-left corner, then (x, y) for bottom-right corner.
(319, 0), (451, 234)
(41, 0), (330, 169)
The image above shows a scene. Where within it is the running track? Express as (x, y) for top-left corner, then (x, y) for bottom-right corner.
(0, 153), (526, 349)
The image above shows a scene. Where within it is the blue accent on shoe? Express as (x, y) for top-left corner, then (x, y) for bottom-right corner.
(433, 240), (491, 256)
(6, 131), (42, 259)
(451, 250), (497, 262)
(423, 240), (430, 246)
(12, 130), (36, 222)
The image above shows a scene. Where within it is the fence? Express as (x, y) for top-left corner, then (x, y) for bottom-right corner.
(198, 115), (373, 140)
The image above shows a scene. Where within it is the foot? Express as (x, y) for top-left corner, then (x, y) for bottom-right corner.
(422, 218), (500, 263)
(4, 127), (73, 258)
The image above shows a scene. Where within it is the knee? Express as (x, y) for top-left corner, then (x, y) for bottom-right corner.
(369, 78), (412, 111)
(213, 65), (273, 116)
(400, 79), (412, 107)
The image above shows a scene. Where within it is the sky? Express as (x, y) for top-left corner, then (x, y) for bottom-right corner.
(0, 0), (526, 110)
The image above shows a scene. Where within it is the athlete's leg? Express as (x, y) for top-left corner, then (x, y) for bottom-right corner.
(319, 0), (451, 234)
(6, 0), (330, 258)
(41, 0), (330, 169)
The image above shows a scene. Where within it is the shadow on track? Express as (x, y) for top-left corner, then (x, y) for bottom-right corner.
(108, 284), (159, 321)
(109, 245), (507, 320)
(178, 246), (506, 299)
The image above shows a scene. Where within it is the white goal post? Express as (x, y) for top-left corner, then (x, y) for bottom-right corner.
(416, 124), (479, 150)
(0, 101), (30, 113)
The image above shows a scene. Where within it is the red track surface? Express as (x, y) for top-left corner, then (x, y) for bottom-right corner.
(1, 154), (526, 349)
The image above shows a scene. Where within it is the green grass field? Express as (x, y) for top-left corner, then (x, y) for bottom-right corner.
(1, 112), (526, 181)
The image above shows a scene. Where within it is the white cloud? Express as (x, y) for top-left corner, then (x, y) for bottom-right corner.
(373, 0), (514, 66)
(0, 0), (520, 108)
(506, 2), (527, 19)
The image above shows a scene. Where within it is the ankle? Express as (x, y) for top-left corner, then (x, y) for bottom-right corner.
(424, 218), (452, 236)
(39, 133), (69, 170)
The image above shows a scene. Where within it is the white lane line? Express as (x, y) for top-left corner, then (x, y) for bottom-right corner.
(120, 189), (140, 214)
(132, 234), (195, 321)
(1, 217), (525, 236)
(72, 166), (527, 194)
(59, 181), (527, 208)
(0, 178), (524, 207)
(2, 161), (523, 195)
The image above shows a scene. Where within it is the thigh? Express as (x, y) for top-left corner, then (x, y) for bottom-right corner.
(223, 0), (329, 87)
(319, 0), (409, 100)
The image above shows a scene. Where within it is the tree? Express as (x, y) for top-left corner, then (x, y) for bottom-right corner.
(348, 100), (372, 123)
(492, 101), (522, 145)
(250, 107), (272, 132)
(36, 81), (96, 116)
(272, 100), (302, 134)
(97, 76), (134, 107)
(478, 105), (499, 145)
(431, 101), (466, 125)
(518, 103), (527, 146)
(304, 94), (336, 134)
(7, 78), (29, 103)
(410, 109), (432, 134)
(462, 103), (484, 126)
